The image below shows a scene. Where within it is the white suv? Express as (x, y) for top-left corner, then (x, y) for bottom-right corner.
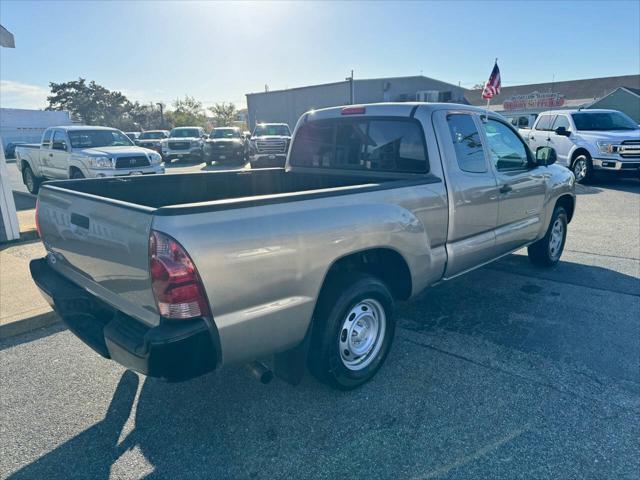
(524, 109), (639, 183)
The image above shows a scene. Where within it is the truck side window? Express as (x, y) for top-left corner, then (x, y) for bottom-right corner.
(41, 129), (53, 148)
(552, 115), (571, 131)
(535, 115), (555, 131)
(482, 120), (529, 171)
(446, 114), (486, 173)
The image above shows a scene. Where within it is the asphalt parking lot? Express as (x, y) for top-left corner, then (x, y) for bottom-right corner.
(1, 177), (639, 480)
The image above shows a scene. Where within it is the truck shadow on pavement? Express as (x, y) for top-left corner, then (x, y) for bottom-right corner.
(6, 254), (640, 479)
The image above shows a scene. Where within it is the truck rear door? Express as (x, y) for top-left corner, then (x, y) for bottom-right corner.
(433, 109), (501, 278)
(527, 114), (556, 152)
(37, 184), (159, 326)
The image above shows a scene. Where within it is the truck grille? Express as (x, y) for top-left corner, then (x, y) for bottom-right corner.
(114, 156), (150, 169)
(619, 140), (640, 158)
(256, 139), (286, 154)
(168, 141), (190, 150)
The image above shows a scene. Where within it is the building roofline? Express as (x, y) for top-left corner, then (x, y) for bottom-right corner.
(246, 75), (461, 97)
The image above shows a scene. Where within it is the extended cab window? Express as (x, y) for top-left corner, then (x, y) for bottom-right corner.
(446, 114), (486, 173)
(535, 115), (555, 131)
(290, 118), (428, 173)
(482, 119), (529, 171)
(41, 129), (53, 148)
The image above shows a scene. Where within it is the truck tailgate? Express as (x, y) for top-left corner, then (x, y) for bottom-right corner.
(37, 184), (159, 326)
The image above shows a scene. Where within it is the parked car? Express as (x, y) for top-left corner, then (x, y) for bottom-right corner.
(30, 102), (575, 389)
(125, 132), (141, 142)
(162, 127), (207, 162)
(248, 123), (291, 168)
(504, 113), (538, 130)
(15, 126), (164, 194)
(136, 130), (170, 154)
(3, 141), (30, 159)
(203, 127), (248, 166)
(524, 109), (640, 183)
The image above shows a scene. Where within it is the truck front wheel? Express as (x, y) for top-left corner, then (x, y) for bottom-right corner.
(527, 206), (568, 267)
(22, 165), (42, 195)
(571, 153), (593, 184)
(308, 272), (395, 390)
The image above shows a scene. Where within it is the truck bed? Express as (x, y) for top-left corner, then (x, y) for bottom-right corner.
(44, 168), (412, 213)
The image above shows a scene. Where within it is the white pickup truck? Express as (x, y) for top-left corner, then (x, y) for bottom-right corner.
(15, 126), (164, 194)
(523, 109), (640, 183)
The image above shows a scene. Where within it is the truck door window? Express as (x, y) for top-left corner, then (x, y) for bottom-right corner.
(52, 130), (67, 151)
(534, 115), (556, 131)
(482, 119), (529, 171)
(552, 115), (571, 131)
(446, 114), (487, 173)
(41, 129), (53, 148)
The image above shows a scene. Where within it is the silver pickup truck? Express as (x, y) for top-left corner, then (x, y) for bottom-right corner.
(15, 126), (164, 194)
(31, 103), (575, 390)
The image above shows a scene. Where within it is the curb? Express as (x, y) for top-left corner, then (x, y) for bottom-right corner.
(0, 310), (60, 340)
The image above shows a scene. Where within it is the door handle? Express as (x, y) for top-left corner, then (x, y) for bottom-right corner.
(500, 184), (512, 194)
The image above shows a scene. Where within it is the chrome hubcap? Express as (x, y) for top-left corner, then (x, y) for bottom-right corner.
(339, 299), (386, 371)
(548, 218), (564, 260)
(573, 158), (587, 181)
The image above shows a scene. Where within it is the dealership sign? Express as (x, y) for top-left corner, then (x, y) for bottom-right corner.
(503, 91), (566, 110)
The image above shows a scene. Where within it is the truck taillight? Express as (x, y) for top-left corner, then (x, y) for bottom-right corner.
(149, 230), (211, 320)
(35, 198), (42, 238)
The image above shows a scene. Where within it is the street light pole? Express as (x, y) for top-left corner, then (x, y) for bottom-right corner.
(345, 70), (354, 104)
(156, 103), (164, 128)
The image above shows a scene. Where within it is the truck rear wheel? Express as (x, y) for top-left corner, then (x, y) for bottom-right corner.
(527, 206), (568, 267)
(22, 165), (42, 195)
(308, 272), (395, 390)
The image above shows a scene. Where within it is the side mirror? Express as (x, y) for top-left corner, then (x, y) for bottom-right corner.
(536, 146), (557, 166)
(554, 126), (571, 137)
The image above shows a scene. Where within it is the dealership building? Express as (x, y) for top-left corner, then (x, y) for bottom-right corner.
(0, 108), (74, 150)
(246, 75), (467, 131)
(465, 74), (640, 123)
(246, 74), (640, 131)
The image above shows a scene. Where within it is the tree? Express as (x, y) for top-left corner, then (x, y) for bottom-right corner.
(208, 102), (237, 127)
(472, 83), (485, 90)
(165, 96), (207, 128)
(46, 78), (134, 129)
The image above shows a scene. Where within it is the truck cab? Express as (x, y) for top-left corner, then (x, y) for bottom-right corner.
(525, 109), (640, 182)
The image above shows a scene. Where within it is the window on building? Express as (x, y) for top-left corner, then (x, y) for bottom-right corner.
(446, 114), (487, 173)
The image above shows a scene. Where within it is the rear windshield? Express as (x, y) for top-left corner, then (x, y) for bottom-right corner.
(571, 112), (637, 131)
(68, 130), (133, 148)
(253, 125), (291, 137)
(289, 117), (428, 173)
(170, 128), (200, 138)
(139, 131), (166, 140)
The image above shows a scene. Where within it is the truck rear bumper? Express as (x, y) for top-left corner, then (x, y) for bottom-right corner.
(30, 257), (218, 382)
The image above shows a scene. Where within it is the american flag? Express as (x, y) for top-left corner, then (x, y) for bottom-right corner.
(482, 61), (501, 99)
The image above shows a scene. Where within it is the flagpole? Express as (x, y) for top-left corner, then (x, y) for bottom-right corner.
(486, 57), (497, 114)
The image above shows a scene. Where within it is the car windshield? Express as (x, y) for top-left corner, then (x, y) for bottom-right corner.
(571, 112), (637, 131)
(170, 128), (200, 138)
(253, 125), (291, 137)
(139, 131), (166, 140)
(211, 129), (240, 139)
(68, 130), (133, 148)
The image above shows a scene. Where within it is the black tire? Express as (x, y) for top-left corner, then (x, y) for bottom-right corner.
(527, 206), (568, 267)
(22, 165), (42, 195)
(571, 153), (594, 184)
(70, 169), (85, 179)
(308, 272), (396, 390)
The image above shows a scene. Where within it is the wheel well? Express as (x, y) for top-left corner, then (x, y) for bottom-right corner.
(570, 148), (590, 166)
(322, 248), (412, 301)
(69, 166), (82, 176)
(556, 194), (575, 223)
(20, 160), (29, 173)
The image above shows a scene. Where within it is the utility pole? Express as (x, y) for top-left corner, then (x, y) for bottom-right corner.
(346, 70), (354, 104)
(156, 102), (164, 128)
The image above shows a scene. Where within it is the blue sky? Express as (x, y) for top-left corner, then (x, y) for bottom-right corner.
(1, 0), (638, 110)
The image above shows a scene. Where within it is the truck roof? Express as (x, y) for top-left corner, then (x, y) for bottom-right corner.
(306, 102), (491, 120)
(537, 108), (621, 115)
(47, 125), (120, 131)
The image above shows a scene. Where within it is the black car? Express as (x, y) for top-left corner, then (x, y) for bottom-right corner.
(203, 127), (248, 166)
